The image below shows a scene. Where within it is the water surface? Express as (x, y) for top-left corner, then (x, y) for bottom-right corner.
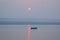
(0, 25), (60, 40)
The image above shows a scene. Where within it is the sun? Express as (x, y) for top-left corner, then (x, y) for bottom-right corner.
(27, 8), (32, 11)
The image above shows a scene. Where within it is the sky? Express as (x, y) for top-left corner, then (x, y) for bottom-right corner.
(0, 0), (60, 19)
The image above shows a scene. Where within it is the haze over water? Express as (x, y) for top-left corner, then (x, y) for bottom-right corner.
(0, 0), (60, 40)
(0, 25), (60, 40)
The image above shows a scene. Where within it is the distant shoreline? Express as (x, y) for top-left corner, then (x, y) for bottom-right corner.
(0, 18), (60, 25)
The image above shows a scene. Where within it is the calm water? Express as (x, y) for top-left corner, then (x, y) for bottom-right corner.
(0, 25), (60, 40)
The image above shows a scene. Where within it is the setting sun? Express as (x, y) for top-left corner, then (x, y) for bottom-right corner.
(27, 8), (32, 11)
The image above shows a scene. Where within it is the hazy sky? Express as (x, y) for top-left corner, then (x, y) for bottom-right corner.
(0, 0), (60, 19)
